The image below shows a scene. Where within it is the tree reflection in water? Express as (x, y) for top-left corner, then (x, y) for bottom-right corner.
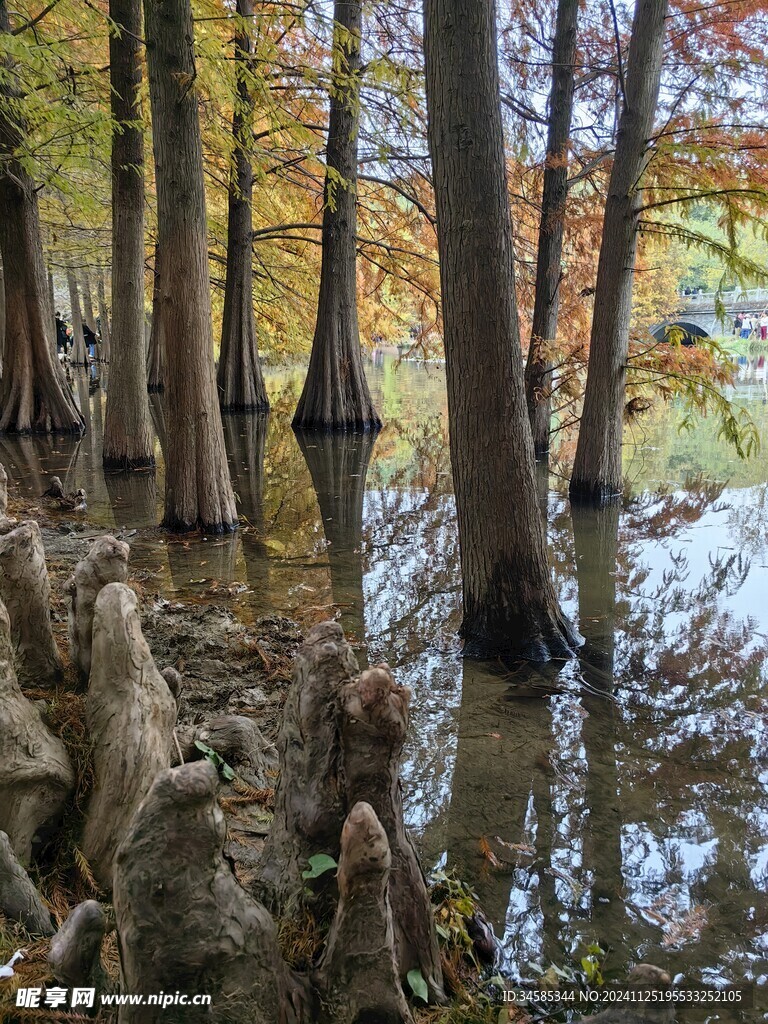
(0, 359), (766, 988)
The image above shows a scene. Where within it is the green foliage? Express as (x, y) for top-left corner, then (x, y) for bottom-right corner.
(429, 869), (481, 967)
(407, 968), (429, 1003)
(193, 740), (236, 781)
(301, 853), (338, 879)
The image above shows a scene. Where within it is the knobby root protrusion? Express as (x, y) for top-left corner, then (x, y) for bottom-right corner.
(48, 900), (108, 991)
(314, 801), (414, 1024)
(82, 583), (176, 889)
(64, 534), (130, 681)
(175, 714), (277, 789)
(0, 520), (62, 687)
(341, 665), (444, 1001)
(113, 760), (305, 1024)
(0, 599), (74, 862)
(0, 830), (55, 936)
(259, 620), (445, 1003)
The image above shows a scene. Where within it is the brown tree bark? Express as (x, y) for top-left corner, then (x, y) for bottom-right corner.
(292, 0), (380, 432)
(0, 2), (83, 433)
(143, 0), (238, 533)
(569, 0), (669, 504)
(67, 270), (89, 367)
(423, 0), (579, 661)
(81, 271), (98, 338)
(217, 0), (269, 413)
(47, 266), (57, 353)
(524, 0), (579, 459)
(97, 269), (111, 364)
(0, 255), (5, 377)
(146, 242), (164, 392)
(103, 0), (155, 471)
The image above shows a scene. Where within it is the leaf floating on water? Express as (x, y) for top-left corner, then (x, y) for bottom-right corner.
(493, 836), (535, 855)
(479, 836), (503, 868)
(661, 905), (709, 948)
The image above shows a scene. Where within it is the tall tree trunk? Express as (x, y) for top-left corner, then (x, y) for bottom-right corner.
(423, 0), (579, 660)
(292, 0), (380, 432)
(97, 268), (111, 363)
(0, 3), (83, 432)
(67, 271), (89, 367)
(146, 242), (164, 392)
(103, 0), (155, 471)
(143, 0), (238, 533)
(217, 0), (269, 413)
(0, 255), (5, 378)
(524, 0), (579, 460)
(47, 266), (57, 353)
(81, 271), (97, 337)
(569, 0), (669, 504)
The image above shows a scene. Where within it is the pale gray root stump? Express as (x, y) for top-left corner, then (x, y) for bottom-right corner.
(0, 520), (61, 686)
(341, 665), (444, 1003)
(259, 621), (445, 1003)
(0, 462), (13, 533)
(161, 665), (183, 700)
(64, 534), (130, 681)
(113, 760), (305, 1024)
(49, 900), (108, 990)
(581, 965), (674, 1024)
(0, 600), (74, 862)
(82, 583), (176, 889)
(258, 621), (356, 911)
(315, 802), (413, 1024)
(175, 714), (277, 788)
(0, 830), (54, 935)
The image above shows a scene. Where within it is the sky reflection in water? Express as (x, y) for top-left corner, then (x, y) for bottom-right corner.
(0, 354), (766, 1003)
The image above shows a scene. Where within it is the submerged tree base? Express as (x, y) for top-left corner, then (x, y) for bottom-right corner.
(569, 476), (623, 508)
(221, 400), (270, 415)
(292, 416), (382, 434)
(160, 517), (239, 536)
(460, 608), (582, 663)
(102, 455), (157, 473)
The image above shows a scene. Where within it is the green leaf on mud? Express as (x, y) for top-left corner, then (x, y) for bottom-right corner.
(301, 854), (338, 879)
(407, 968), (428, 1003)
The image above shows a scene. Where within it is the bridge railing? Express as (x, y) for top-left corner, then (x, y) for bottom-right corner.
(682, 287), (768, 307)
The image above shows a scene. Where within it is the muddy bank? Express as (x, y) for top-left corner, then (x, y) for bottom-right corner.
(6, 490), (304, 737)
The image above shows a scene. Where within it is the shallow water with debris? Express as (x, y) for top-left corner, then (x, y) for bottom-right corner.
(1, 352), (767, 1012)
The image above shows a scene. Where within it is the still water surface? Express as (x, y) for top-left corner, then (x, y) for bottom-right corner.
(1, 354), (767, 1004)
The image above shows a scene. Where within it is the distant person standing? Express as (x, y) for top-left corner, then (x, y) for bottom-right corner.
(82, 321), (98, 359)
(55, 311), (69, 353)
(741, 315), (752, 340)
(733, 315), (742, 336)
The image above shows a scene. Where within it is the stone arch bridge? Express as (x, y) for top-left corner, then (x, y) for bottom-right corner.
(652, 287), (768, 341)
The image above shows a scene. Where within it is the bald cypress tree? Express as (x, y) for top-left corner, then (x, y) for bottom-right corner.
(292, 0), (380, 432)
(424, 0), (579, 660)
